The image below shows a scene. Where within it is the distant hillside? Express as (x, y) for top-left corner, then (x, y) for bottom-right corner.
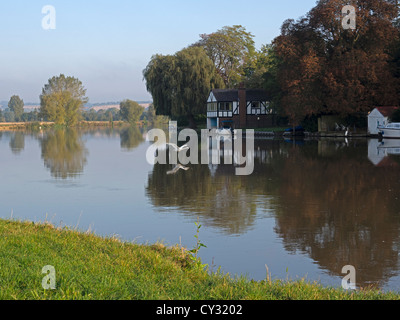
(0, 101), (152, 111)
(87, 101), (152, 111)
(0, 101), (40, 111)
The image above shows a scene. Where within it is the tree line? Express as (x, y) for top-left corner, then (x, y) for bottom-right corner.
(1, 74), (165, 126)
(143, 0), (400, 129)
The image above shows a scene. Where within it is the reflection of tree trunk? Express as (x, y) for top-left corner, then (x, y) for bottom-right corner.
(187, 113), (197, 129)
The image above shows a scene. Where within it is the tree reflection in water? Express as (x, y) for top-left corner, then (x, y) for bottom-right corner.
(120, 125), (144, 151)
(146, 137), (400, 289)
(40, 128), (88, 179)
(9, 131), (25, 154)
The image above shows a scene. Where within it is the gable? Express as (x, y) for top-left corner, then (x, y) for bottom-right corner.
(207, 92), (216, 103)
(368, 108), (385, 118)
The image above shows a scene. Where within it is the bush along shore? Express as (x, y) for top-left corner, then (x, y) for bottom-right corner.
(0, 218), (400, 300)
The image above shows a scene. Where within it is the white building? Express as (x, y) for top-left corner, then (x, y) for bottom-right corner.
(368, 107), (398, 135)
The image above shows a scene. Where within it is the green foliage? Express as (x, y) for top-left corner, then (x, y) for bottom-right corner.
(8, 95), (24, 122)
(194, 25), (256, 87)
(82, 108), (122, 122)
(188, 218), (207, 268)
(39, 74), (88, 126)
(143, 46), (224, 127)
(119, 99), (144, 124)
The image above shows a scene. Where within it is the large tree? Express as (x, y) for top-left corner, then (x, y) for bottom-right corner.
(244, 44), (282, 114)
(39, 74), (88, 126)
(193, 25), (256, 88)
(8, 95), (24, 122)
(119, 99), (144, 124)
(273, 0), (400, 126)
(143, 46), (224, 128)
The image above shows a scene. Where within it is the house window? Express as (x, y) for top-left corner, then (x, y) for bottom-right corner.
(251, 101), (261, 115)
(251, 102), (260, 109)
(207, 102), (217, 112)
(219, 102), (232, 111)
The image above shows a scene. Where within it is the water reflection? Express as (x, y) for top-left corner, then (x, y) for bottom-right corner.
(274, 139), (400, 289)
(147, 137), (400, 289)
(120, 126), (145, 151)
(9, 132), (25, 154)
(40, 129), (88, 179)
(368, 139), (400, 167)
(3, 128), (400, 290)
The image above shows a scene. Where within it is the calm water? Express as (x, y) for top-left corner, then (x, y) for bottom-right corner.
(2, 127), (400, 292)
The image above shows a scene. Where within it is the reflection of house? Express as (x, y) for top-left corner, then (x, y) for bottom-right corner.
(368, 139), (400, 166)
(206, 85), (273, 129)
(368, 107), (399, 135)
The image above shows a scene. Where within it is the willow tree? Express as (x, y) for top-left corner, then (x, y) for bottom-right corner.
(143, 46), (224, 128)
(39, 74), (88, 126)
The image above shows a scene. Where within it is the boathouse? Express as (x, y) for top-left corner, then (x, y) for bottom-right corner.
(206, 85), (274, 129)
(368, 106), (399, 135)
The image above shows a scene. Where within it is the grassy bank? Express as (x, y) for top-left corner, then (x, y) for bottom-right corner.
(0, 219), (399, 300)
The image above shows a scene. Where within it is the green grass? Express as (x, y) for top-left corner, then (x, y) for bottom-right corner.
(0, 218), (399, 300)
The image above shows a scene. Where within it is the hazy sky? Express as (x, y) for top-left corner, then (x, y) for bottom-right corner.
(0, 0), (317, 104)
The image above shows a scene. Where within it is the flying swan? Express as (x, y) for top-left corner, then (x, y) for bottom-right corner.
(167, 164), (190, 175)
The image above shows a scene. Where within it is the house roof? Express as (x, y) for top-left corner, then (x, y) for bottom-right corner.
(211, 89), (238, 101)
(375, 106), (399, 117)
(210, 89), (269, 102)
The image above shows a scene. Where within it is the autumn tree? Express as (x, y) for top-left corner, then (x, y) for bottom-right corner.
(274, 17), (325, 127)
(143, 46), (224, 128)
(39, 74), (88, 126)
(273, 0), (400, 127)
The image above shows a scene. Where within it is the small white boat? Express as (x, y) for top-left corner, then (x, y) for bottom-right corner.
(378, 123), (400, 138)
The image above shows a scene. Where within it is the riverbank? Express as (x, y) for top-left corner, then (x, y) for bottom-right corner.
(0, 121), (127, 131)
(0, 219), (399, 300)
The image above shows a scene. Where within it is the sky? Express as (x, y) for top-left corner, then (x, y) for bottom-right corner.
(0, 0), (318, 104)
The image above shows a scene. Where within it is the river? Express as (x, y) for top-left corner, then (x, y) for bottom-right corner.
(1, 126), (400, 292)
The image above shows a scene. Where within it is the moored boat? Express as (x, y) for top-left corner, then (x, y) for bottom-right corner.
(378, 123), (400, 138)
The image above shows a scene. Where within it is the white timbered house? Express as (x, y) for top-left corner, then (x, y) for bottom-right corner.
(206, 86), (273, 129)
